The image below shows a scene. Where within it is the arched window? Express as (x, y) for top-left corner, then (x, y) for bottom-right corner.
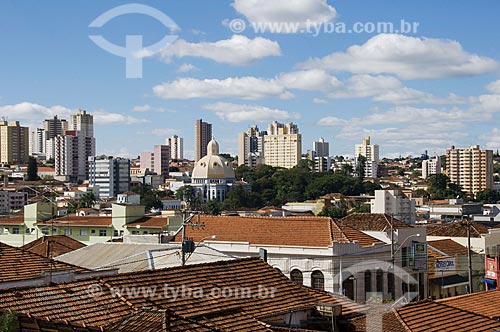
(290, 269), (303, 285)
(364, 270), (372, 293)
(376, 269), (384, 293)
(311, 271), (324, 291)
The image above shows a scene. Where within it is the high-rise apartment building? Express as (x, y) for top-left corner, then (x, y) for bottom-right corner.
(446, 145), (493, 195)
(238, 125), (266, 167)
(422, 157), (442, 179)
(43, 115), (68, 140)
(165, 135), (183, 160)
(89, 156), (130, 198)
(370, 189), (416, 224)
(313, 137), (329, 158)
(355, 136), (379, 179)
(195, 119), (212, 161)
(140, 145), (170, 177)
(29, 128), (46, 156)
(263, 121), (302, 169)
(70, 110), (94, 138)
(54, 130), (95, 181)
(0, 121), (29, 164)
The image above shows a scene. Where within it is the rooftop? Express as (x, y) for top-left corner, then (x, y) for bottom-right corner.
(437, 289), (500, 319)
(340, 213), (413, 232)
(426, 221), (489, 238)
(36, 215), (113, 227)
(427, 239), (469, 257)
(171, 215), (382, 247)
(21, 235), (86, 258)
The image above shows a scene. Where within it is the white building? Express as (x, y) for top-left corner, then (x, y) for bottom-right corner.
(191, 139), (235, 202)
(54, 130), (96, 181)
(355, 136), (379, 179)
(238, 125), (266, 167)
(422, 157), (441, 179)
(70, 110), (93, 138)
(165, 135), (183, 160)
(370, 189), (416, 224)
(29, 128), (46, 157)
(89, 156), (130, 198)
(263, 121), (302, 169)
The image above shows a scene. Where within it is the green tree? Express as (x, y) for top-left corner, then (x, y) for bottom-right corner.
(318, 206), (347, 219)
(77, 192), (95, 209)
(355, 155), (367, 180)
(475, 189), (500, 203)
(0, 311), (17, 332)
(205, 199), (222, 215)
(427, 173), (464, 199)
(175, 185), (200, 209)
(27, 156), (39, 181)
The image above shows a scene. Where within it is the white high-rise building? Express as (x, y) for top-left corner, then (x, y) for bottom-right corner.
(355, 136), (379, 179)
(165, 135), (183, 160)
(422, 157), (442, 179)
(89, 156), (130, 198)
(70, 110), (94, 138)
(29, 128), (46, 156)
(313, 137), (329, 158)
(54, 130), (95, 181)
(238, 125), (266, 167)
(263, 121), (302, 169)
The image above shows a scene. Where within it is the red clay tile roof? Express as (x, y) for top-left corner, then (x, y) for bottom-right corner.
(36, 216), (112, 227)
(388, 300), (500, 331)
(13, 312), (102, 332)
(21, 235), (86, 258)
(0, 242), (89, 283)
(124, 216), (169, 229)
(0, 215), (24, 225)
(0, 258), (347, 331)
(426, 222), (489, 238)
(302, 287), (367, 318)
(427, 239), (469, 257)
(437, 289), (500, 319)
(171, 215), (382, 247)
(340, 213), (413, 231)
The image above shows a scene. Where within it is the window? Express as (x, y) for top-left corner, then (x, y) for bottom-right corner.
(80, 229), (87, 236)
(143, 230), (149, 234)
(99, 229), (107, 237)
(376, 269), (384, 293)
(290, 269), (303, 285)
(401, 247), (408, 267)
(65, 229), (72, 236)
(90, 229), (96, 235)
(41, 229), (49, 235)
(132, 230), (139, 235)
(12, 227), (19, 234)
(0, 228), (3, 234)
(311, 271), (324, 291)
(387, 273), (395, 300)
(364, 270), (372, 293)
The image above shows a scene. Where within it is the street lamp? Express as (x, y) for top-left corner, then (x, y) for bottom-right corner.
(393, 234), (421, 255)
(183, 234), (217, 265)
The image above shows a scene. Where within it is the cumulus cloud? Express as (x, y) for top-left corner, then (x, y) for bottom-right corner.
(150, 128), (181, 136)
(203, 102), (299, 122)
(160, 35), (281, 65)
(301, 34), (499, 79)
(132, 104), (176, 113)
(479, 128), (500, 150)
(486, 80), (500, 94)
(0, 102), (147, 127)
(313, 98), (328, 104)
(232, 0), (336, 28)
(279, 69), (341, 91)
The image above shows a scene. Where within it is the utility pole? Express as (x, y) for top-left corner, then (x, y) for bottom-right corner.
(390, 214), (395, 300)
(466, 219), (473, 293)
(180, 211), (204, 266)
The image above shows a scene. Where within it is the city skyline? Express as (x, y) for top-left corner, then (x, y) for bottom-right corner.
(1, 1), (500, 159)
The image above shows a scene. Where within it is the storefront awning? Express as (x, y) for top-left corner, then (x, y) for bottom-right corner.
(430, 275), (469, 289)
(482, 278), (497, 287)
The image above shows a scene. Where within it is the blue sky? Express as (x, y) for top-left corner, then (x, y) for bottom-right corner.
(1, 0), (500, 159)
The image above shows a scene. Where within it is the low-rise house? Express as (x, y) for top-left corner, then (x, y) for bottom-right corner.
(21, 234), (86, 258)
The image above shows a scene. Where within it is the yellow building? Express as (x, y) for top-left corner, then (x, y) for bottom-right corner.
(446, 145), (493, 195)
(263, 121), (302, 168)
(0, 121), (29, 164)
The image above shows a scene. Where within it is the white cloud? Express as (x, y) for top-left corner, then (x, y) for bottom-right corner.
(0, 102), (147, 127)
(132, 104), (176, 113)
(153, 76), (294, 100)
(160, 35), (281, 65)
(203, 102), (299, 122)
(486, 80), (500, 94)
(177, 63), (198, 73)
(151, 128), (181, 136)
(479, 128), (500, 150)
(232, 0), (336, 28)
(301, 34), (499, 79)
(313, 98), (328, 104)
(278, 69), (341, 91)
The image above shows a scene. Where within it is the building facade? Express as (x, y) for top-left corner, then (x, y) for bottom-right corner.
(237, 125), (266, 167)
(165, 135), (183, 160)
(446, 145), (493, 195)
(70, 109), (94, 138)
(263, 121), (302, 169)
(89, 156), (130, 198)
(140, 145), (170, 178)
(313, 137), (329, 157)
(195, 119), (212, 161)
(355, 136), (379, 179)
(422, 157), (442, 179)
(43, 115), (68, 140)
(0, 121), (29, 164)
(54, 130), (95, 181)
(370, 189), (416, 224)
(29, 128), (46, 157)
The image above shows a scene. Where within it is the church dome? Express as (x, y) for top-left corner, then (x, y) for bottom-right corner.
(192, 139), (235, 179)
